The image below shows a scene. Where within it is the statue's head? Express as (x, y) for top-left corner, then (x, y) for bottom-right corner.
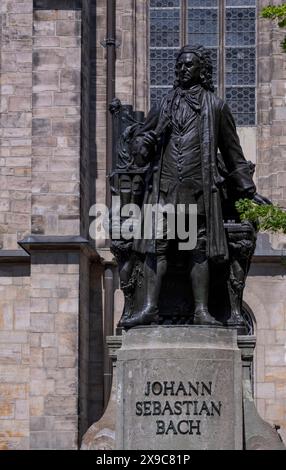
(174, 45), (214, 92)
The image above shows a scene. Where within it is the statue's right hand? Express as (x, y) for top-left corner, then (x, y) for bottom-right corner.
(142, 131), (157, 148)
(134, 131), (158, 164)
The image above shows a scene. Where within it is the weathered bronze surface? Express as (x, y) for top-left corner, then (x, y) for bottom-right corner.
(109, 45), (269, 331)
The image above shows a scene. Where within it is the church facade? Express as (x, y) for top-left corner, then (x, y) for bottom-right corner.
(0, 0), (285, 449)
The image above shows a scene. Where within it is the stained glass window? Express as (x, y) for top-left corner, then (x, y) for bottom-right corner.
(149, 0), (256, 126)
(149, 2), (181, 105)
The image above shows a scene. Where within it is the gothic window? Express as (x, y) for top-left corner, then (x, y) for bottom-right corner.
(241, 302), (256, 392)
(241, 302), (256, 336)
(149, 0), (256, 126)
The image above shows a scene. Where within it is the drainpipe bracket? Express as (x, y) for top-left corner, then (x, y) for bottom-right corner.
(100, 38), (121, 49)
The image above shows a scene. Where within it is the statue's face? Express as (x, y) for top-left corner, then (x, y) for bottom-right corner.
(176, 52), (201, 89)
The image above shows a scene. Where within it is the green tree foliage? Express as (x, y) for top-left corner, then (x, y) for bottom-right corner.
(261, 4), (286, 51)
(236, 199), (286, 233)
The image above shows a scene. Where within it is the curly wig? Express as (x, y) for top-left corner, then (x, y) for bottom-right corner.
(174, 45), (215, 92)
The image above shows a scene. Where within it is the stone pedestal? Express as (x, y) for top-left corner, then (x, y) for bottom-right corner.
(81, 336), (122, 450)
(116, 326), (243, 450)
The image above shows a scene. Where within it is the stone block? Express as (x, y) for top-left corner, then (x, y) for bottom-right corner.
(30, 314), (54, 333)
(44, 396), (77, 416)
(53, 92), (80, 106)
(9, 13), (32, 27)
(265, 346), (286, 367)
(55, 371), (77, 396)
(59, 37), (81, 48)
(265, 401), (285, 423)
(31, 215), (45, 234)
(0, 402), (15, 419)
(64, 106), (80, 117)
(33, 71), (59, 92)
(30, 416), (46, 432)
(55, 313), (78, 333)
(58, 356), (77, 368)
(41, 333), (57, 348)
(30, 347), (43, 367)
(58, 333), (77, 356)
(65, 48), (81, 69)
(54, 416), (77, 431)
(30, 367), (46, 381)
(51, 431), (77, 450)
(0, 332), (28, 344)
(30, 431), (52, 450)
(0, 200), (10, 212)
(116, 327), (243, 450)
(15, 400), (29, 420)
(58, 298), (78, 314)
(1, 52), (18, 73)
(49, 299), (58, 314)
(265, 367), (286, 382)
(30, 298), (49, 313)
(32, 92), (53, 108)
(58, 218), (80, 236)
(0, 422), (29, 444)
(30, 396), (44, 417)
(30, 333), (41, 347)
(1, 113), (31, 129)
(0, 384), (27, 401)
(43, 348), (58, 368)
(276, 384), (286, 398)
(0, 365), (29, 384)
(0, 302), (13, 330)
(0, 344), (21, 365)
(33, 20), (55, 36)
(273, 107), (286, 121)
(8, 96), (31, 112)
(30, 379), (55, 397)
(33, 50), (65, 71)
(56, 20), (81, 36)
(31, 274), (58, 289)
(57, 11), (76, 20)
(277, 172), (286, 188)
(51, 119), (80, 136)
(60, 69), (80, 91)
(256, 382), (276, 399)
(32, 118), (51, 136)
(7, 2), (33, 14)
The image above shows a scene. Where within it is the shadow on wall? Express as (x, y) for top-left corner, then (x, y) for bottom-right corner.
(0, 263), (30, 278)
(34, 0), (82, 10)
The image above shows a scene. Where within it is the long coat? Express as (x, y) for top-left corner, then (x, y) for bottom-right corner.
(132, 87), (256, 260)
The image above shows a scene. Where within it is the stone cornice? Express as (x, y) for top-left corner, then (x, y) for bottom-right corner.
(17, 235), (99, 261)
(0, 250), (30, 263)
(253, 232), (286, 263)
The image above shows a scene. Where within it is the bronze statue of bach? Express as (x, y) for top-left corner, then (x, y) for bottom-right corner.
(110, 45), (268, 330)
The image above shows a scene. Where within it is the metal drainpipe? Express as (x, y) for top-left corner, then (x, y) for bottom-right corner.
(105, 0), (116, 208)
(103, 1), (117, 408)
(103, 264), (114, 408)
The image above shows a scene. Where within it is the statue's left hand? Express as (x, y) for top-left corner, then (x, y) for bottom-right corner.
(253, 193), (272, 205)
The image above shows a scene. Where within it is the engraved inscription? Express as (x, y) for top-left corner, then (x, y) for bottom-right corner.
(135, 381), (222, 436)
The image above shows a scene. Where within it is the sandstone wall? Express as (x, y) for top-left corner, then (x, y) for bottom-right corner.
(0, 0), (32, 250)
(246, 265), (286, 444)
(0, 0), (83, 450)
(257, 0), (286, 206)
(32, 7), (81, 236)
